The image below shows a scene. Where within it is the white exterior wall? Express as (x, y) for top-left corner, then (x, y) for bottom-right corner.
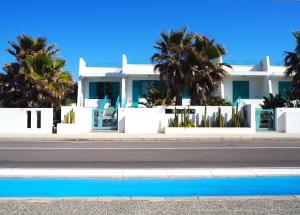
(0, 108), (53, 134)
(223, 76), (265, 102)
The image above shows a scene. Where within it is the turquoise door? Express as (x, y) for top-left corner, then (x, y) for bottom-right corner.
(232, 81), (249, 103)
(111, 82), (120, 106)
(132, 80), (141, 107)
(278, 81), (292, 97)
(255, 109), (274, 130)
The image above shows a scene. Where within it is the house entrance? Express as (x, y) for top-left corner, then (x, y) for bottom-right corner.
(255, 109), (274, 130)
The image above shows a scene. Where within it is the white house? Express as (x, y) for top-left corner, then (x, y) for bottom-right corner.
(57, 54), (299, 134)
(77, 55), (292, 109)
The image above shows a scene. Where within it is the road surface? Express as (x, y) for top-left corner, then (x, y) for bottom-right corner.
(0, 139), (299, 168)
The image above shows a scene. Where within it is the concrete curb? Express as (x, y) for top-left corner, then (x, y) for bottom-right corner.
(0, 168), (300, 178)
(1, 137), (300, 142)
(0, 195), (298, 201)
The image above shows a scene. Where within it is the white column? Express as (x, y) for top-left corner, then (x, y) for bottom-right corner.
(220, 81), (225, 99)
(268, 79), (273, 95)
(121, 54), (127, 107)
(77, 78), (83, 107)
(121, 76), (126, 107)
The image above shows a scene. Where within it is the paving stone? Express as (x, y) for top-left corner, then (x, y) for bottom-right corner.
(288, 208), (300, 215)
(197, 210), (229, 215)
(197, 200), (226, 211)
(273, 209), (293, 215)
(272, 199), (297, 210)
(222, 199), (274, 211)
(0, 197), (299, 215)
(136, 200), (201, 215)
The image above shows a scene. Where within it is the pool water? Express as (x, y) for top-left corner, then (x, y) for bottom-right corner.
(0, 177), (299, 197)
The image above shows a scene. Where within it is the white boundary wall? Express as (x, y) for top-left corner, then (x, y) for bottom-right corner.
(119, 105), (255, 134)
(0, 108), (53, 134)
(276, 108), (300, 133)
(121, 107), (165, 134)
(57, 106), (92, 134)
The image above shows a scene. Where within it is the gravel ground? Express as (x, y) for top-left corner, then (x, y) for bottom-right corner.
(0, 196), (299, 215)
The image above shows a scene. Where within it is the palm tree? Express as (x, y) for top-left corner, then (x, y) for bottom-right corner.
(151, 28), (229, 105)
(24, 54), (73, 108)
(151, 28), (193, 105)
(284, 31), (300, 89)
(6, 35), (59, 64)
(185, 34), (230, 105)
(0, 35), (73, 108)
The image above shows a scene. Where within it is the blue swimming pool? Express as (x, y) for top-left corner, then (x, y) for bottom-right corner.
(0, 177), (299, 197)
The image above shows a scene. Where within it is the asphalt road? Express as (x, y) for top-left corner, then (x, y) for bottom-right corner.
(0, 139), (300, 168)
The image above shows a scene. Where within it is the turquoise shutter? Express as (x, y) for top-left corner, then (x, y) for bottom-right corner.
(182, 88), (189, 99)
(240, 81), (249, 99)
(132, 80), (141, 107)
(89, 82), (98, 99)
(233, 81), (249, 102)
(278, 81), (292, 97)
(112, 82), (120, 105)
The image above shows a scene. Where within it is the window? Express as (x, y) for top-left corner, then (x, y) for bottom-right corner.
(36, 111), (41, 128)
(132, 80), (163, 107)
(89, 82), (102, 99)
(89, 82), (119, 104)
(182, 89), (189, 99)
(26, 111), (31, 128)
(232, 81), (249, 102)
(278, 81), (292, 97)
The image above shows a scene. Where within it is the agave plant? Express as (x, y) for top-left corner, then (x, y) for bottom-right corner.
(260, 93), (286, 110)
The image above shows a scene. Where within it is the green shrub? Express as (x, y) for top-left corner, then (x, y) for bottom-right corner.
(205, 95), (231, 106)
(260, 93), (286, 109)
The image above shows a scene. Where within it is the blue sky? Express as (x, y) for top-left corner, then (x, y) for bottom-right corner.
(0, 0), (300, 80)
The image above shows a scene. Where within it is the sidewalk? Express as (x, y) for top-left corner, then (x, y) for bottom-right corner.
(1, 131), (300, 142)
(0, 196), (299, 215)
